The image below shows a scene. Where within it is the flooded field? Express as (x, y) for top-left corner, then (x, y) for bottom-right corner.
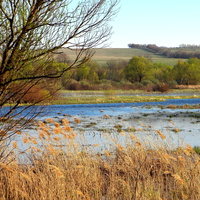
(10, 98), (200, 152)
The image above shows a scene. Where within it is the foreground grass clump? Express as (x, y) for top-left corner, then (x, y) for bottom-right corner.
(0, 119), (200, 200)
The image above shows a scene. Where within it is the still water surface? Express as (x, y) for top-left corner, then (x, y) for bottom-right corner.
(31, 98), (200, 119)
(1, 98), (199, 119)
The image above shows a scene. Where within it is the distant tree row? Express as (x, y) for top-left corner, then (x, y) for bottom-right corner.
(12, 54), (200, 96)
(128, 43), (200, 59)
(179, 44), (200, 48)
(124, 56), (200, 85)
(52, 53), (200, 91)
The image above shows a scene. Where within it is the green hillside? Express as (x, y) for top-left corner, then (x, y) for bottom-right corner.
(61, 48), (186, 65)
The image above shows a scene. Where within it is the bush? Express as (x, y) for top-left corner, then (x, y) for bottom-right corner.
(153, 83), (170, 93)
(168, 81), (178, 89)
(141, 80), (155, 92)
(64, 79), (81, 90)
(150, 79), (160, 85)
(117, 81), (134, 90)
(21, 85), (50, 103)
(141, 80), (153, 86)
(79, 80), (93, 90)
(193, 146), (200, 155)
(98, 79), (113, 90)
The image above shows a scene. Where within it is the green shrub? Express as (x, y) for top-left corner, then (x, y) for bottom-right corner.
(141, 80), (153, 86)
(193, 146), (200, 155)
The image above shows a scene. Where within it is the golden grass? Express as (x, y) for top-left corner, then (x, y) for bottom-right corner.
(0, 118), (200, 200)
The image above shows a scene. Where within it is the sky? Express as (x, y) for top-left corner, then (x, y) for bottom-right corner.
(109, 0), (200, 48)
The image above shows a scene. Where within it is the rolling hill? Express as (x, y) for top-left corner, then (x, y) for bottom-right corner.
(61, 48), (187, 65)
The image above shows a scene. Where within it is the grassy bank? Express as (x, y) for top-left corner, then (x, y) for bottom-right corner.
(1, 119), (200, 200)
(52, 95), (199, 105)
(50, 89), (200, 104)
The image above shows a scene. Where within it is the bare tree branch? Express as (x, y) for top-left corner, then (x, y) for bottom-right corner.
(0, 0), (119, 161)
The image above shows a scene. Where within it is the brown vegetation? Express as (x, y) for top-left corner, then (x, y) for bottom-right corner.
(0, 119), (199, 200)
(152, 83), (170, 93)
(20, 85), (50, 103)
(174, 85), (200, 89)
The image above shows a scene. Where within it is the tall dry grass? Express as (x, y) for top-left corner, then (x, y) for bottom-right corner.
(0, 118), (200, 200)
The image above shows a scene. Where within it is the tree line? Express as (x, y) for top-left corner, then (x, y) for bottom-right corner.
(128, 43), (200, 59)
(51, 53), (200, 92)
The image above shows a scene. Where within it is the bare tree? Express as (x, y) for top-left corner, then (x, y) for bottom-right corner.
(0, 0), (119, 160)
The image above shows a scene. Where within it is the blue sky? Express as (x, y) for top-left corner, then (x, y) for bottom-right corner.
(109, 0), (200, 48)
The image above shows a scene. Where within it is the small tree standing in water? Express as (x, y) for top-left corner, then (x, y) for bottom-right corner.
(0, 0), (119, 161)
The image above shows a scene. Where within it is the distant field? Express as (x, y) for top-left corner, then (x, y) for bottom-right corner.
(61, 48), (187, 65)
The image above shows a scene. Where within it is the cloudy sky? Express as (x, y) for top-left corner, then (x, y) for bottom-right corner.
(109, 0), (200, 48)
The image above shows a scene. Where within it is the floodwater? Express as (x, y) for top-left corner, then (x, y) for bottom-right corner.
(7, 98), (200, 153)
(39, 98), (200, 119)
(2, 98), (199, 120)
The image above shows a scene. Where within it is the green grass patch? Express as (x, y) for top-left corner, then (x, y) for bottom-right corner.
(193, 146), (200, 155)
(51, 92), (200, 105)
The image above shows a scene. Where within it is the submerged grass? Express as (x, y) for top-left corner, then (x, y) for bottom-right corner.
(1, 118), (200, 200)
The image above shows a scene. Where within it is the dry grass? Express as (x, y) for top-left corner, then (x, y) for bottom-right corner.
(175, 85), (200, 89)
(0, 118), (200, 200)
